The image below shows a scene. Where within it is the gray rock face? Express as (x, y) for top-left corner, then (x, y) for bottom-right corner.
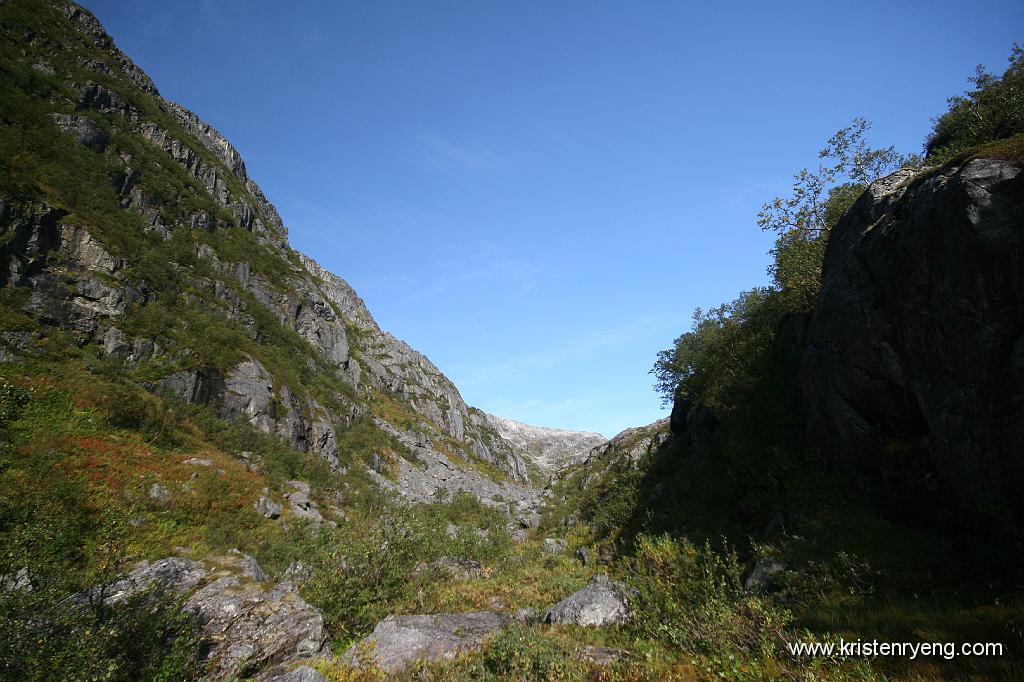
(347, 611), (510, 674)
(370, 419), (542, 514)
(221, 357), (276, 433)
(481, 415), (607, 474)
(544, 574), (632, 626)
(259, 665), (325, 682)
(580, 419), (670, 470)
(801, 158), (1024, 528)
(50, 113), (108, 150)
(68, 556), (326, 680)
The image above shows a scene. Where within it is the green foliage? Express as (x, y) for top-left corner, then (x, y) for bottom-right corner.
(92, 382), (182, 448)
(0, 587), (204, 682)
(625, 534), (789, 662)
(927, 44), (1024, 160)
(758, 118), (906, 239)
(654, 121), (910, 406)
(0, 379), (31, 426)
(652, 288), (779, 408)
(758, 119), (911, 312)
(299, 511), (424, 644)
(475, 626), (576, 680)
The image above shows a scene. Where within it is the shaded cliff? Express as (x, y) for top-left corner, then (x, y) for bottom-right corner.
(801, 150), (1024, 530)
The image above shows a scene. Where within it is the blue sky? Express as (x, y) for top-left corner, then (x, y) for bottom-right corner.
(83, 1), (1022, 437)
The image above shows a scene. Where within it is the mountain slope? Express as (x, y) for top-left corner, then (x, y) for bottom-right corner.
(480, 414), (606, 475)
(0, 0), (596, 507)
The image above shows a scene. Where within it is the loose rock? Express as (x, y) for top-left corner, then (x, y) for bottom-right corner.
(544, 574), (632, 626)
(347, 612), (510, 674)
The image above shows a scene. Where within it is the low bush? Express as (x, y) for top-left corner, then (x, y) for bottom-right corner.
(623, 534), (789, 663)
(0, 585), (204, 682)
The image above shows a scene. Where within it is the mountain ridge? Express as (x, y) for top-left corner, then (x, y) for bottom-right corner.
(0, 0), (598, 501)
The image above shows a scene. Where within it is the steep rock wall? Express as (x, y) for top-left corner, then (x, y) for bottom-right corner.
(801, 155), (1024, 527)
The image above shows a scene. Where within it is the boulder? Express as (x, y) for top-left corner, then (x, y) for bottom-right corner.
(582, 645), (629, 665)
(285, 482), (323, 525)
(256, 495), (283, 519)
(544, 574), (632, 626)
(542, 538), (566, 554)
(259, 665), (326, 682)
(1, 567), (32, 593)
(802, 159), (1024, 529)
(148, 483), (172, 504)
(744, 558), (784, 593)
(66, 556), (326, 679)
(347, 611), (510, 674)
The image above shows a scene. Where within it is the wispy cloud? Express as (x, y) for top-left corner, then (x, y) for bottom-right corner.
(418, 132), (506, 170)
(360, 240), (537, 301)
(451, 313), (680, 389)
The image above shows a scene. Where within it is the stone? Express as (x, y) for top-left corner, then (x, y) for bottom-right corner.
(224, 549), (268, 582)
(582, 645), (629, 665)
(544, 574), (632, 626)
(283, 561), (312, 586)
(50, 113), (108, 150)
(259, 665), (325, 682)
(221, 357), (275, 434)
(1, 567), (32, 593)
(347, 611), (510, 674)
(66, 556), (326, 680)
(148, 482), (172, 504)
(511, 607), (538, 624)
(542, 538), (566, 554)
(518, 512), (541, 529)
(369, 451), (386, 474)
(744, 558), (784, 593)
(256, 495), (283, 519)
(285, 486), (323, 525)
(575, 546), (591, 566)
(182, 457), (213, 467)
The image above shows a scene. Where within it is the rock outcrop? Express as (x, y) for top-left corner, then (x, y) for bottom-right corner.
(481, 414), (607, 474)
(347, 611), (511, 674)
(801, 157), (1024, 529)
(543, 574), (633, 626)
(66, 555), (327, 679)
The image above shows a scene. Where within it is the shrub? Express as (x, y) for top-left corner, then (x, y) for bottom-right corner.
(927, 44), (1024, 160)
(0, 585), (204, 681)
(300, 511), (426, 643)
(624, 534), (790, 662)
(651, 288), (780, 410)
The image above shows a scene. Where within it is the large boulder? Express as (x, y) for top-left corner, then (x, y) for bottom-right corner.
(801, 157), (1024, 530)
(347, 611), (510, 674)
(544, 574), (632, 626)
(67, 556), (326, 680)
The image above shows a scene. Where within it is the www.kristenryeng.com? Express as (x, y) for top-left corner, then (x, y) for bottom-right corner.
(787, 639), (1004, 661)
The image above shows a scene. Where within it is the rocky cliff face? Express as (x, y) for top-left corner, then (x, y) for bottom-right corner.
(801, 154), (1024, 529)
(481, 415), (607, 474)
(0, 0), (593, 502)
